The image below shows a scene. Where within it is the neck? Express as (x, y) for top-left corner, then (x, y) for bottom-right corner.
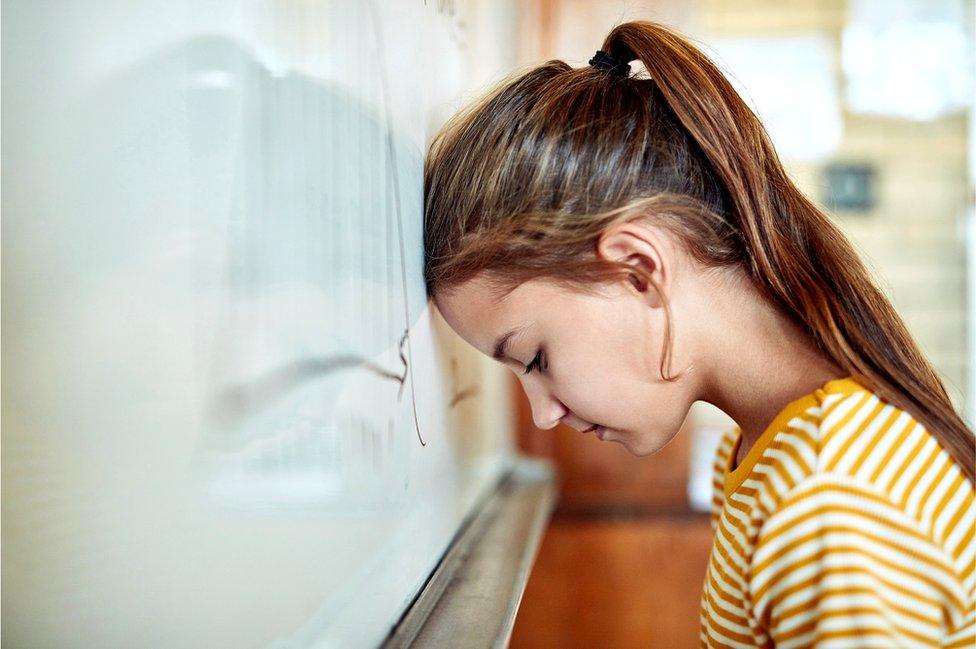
(697, 273), (846, 461)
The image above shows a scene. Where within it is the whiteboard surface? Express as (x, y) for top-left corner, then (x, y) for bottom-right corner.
(2, 1), (517, 647)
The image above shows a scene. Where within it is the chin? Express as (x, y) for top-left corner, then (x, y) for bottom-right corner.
(626, 442), (658, 457)
(619, 434), (669, 457)
(612, 436), (646, 457)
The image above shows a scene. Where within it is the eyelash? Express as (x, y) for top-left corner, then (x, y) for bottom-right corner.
(523, 349), (545, 375)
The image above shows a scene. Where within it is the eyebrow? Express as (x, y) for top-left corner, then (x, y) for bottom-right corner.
(492, 326), (527, 364)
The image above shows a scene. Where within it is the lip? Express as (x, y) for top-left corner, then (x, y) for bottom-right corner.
(581, 424), (607, 440)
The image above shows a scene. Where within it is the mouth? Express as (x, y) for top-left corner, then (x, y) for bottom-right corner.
(582, 424), (607, 440)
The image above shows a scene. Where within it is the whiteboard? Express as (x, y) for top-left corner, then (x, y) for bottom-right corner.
(1, 1), (518, 646)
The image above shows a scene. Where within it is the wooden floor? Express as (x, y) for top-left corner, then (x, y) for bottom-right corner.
(509, 511), (714, 649)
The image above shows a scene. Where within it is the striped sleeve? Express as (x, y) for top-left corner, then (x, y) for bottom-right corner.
(748, 473), (972, 649)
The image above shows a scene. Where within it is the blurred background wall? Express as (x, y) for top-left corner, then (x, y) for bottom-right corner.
(500, 1), (975, 646)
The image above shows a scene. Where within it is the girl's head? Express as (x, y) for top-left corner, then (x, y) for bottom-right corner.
(435, 216), (720, 456)
(424, 21), (975, 481)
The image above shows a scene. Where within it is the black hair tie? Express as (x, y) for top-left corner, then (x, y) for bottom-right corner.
(589, 49), (631, 76)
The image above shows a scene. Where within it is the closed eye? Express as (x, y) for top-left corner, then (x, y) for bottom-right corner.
(523, 349), (545, 375)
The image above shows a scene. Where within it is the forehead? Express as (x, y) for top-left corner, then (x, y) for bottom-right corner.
(435, 275), (553, 358)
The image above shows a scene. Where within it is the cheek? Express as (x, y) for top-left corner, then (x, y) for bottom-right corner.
(549, 298), (675, 423)
(549, 351), (637, 423)
(550, 314), (655, 418)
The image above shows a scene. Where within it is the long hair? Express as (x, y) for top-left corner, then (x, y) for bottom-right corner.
(423, 20), (975, 485)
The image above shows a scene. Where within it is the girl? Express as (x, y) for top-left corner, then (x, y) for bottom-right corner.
(423, 20), (975, 648)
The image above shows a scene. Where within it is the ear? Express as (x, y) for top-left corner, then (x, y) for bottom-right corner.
(596, 220), (672, 308)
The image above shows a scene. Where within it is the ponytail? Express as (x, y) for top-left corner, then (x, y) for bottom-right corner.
(605, 22), (974, 484)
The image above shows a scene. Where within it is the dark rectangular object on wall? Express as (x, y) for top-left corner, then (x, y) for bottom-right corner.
(823, 162), (877, 212)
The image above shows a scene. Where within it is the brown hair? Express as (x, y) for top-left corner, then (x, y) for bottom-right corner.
(423, 20), (975, 485)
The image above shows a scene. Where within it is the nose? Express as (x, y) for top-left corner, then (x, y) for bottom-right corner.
(520, 376), (567, 430)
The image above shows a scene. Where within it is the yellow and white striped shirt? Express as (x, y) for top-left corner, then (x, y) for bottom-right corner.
(700, 376), (976, 648)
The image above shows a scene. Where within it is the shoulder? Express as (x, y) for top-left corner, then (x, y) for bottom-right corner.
(752, 378), (974, 583)
(767, 379), (972, 536)
(808, 381), (973, 544)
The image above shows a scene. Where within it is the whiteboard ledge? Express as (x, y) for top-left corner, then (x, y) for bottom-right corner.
(379, 456), (558, 648)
